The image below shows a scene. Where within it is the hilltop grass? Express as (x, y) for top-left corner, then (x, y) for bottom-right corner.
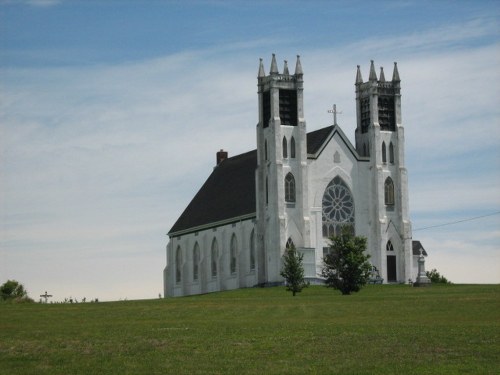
(1, 284), (499, 375)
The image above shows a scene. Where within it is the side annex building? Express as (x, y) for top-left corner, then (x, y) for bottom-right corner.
(164, 55), (427, 297)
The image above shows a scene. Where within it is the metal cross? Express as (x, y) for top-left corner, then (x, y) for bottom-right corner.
(327, 104), (342, 125)
(40, 291), (53, 303)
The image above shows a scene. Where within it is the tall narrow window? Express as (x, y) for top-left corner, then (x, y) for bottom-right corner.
(250, 230), (256, 271)
(384, 177), (395, 206)
(230, 234), (237, 275)
(282, 137), (288, 158)
(193, 243), (200, 281)
(290, 137), (296, 158)
(285, 173), (296, 202)
(265, 177), (269, 205)
(211, 239), (218, 277)
(264, 140), (268, 161)
(389, 142), (394, 164)
(382, 142), (387, 163)
(175, 246), (182, 284)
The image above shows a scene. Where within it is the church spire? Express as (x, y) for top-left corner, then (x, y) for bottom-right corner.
(369, 60), (378, 81)
(283, 60), (289, 75)
(270, 53), (279, 75)
(379, 67), (386, 82)
(355, 65), (363, 84)
(294, 55), (303, 75)
(392, 62), (400, 82)
(258, 58), (265, 78)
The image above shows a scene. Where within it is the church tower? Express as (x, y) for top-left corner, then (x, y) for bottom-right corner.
(255, 54), (310, 285)
(355, 61), (413, 283)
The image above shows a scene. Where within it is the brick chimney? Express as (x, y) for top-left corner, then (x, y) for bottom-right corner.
(216, 149), (228, 166)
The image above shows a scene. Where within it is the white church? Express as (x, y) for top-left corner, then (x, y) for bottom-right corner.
(164, 54), (427, 297)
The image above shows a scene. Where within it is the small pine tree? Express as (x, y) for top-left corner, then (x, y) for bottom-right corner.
(280, 245), (308, 296)
(322, 227), (372, 295)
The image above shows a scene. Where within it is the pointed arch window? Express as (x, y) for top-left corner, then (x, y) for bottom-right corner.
(386, 241), (394, 251)
(382, 142), (387, 163)
(384, 177), (395, 206)
(175, 246), (182, 284)
(286, 237), (295, 250)
(389, 142), (394, 164)
(282, 137), (288, 158)
(285, 173), (296, 202)
(211, 239), (218, 278)
(250, 230), (256, 271)
(322, 176), (355, 238)
(193, 243), (200, 281)
(230, 234), (237, 275)
(290, 137), (296, 158)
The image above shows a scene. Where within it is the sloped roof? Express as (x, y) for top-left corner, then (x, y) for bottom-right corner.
(169, 150), (257, 235)
(169, 125), (345, 236)
(412, 240), (428, 256)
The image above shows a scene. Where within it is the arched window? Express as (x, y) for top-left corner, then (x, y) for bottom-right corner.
(322, 176), (355, 238)
(382, 141), (387, 163)
(282, 137), (288, 158)
(286, 237), (295, 250)
(389, 142), (395, 164)
(290, 137), (296, 158)
(250, 230), (256, 271)
(384, 177), (395, 206)
(175, 246), (182, 284)
(230, 234), (237, 275)
(386, 241), (394, 251)
(211, 239), (218, 277)
(285, 173), (296, 202)
(193, 243), (200, 281)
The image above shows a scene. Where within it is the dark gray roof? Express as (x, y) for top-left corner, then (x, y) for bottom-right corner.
(169, 126), (339, 236)
(412, 240), (428, 256)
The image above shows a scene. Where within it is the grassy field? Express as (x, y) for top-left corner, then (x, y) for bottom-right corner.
(1, 284), (499, 375)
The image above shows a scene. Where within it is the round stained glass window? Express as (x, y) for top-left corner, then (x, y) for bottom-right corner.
(322, 176), (354, 237)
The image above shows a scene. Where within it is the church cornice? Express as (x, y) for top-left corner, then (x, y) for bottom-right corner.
(168, 213), (256, 238)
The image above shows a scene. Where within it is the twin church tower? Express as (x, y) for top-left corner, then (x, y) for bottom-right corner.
(164, 54), (421, 297)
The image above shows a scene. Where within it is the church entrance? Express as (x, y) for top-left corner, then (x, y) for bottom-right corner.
(387, 255), (397, 282)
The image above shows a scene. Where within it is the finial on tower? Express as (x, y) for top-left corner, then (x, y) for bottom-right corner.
(355, 65), (363, 84)
(369, 60), (378, 81)
(379, 67), (386, 82)
(283, 60), (290, 75)
(294, 55), (303, 75)
(392, 62), (400, 82)
(258, 58), (265, 78)
(270, 53), (279, 75)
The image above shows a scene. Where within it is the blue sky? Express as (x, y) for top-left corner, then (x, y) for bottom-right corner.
(1, 0), (499, 301)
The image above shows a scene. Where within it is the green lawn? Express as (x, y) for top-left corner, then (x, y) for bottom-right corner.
(1, 284), (499, 374)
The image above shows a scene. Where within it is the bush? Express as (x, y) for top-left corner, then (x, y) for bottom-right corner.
(426, 269), (451, 284)
(322, 227), (372, 295)
(0, 280), (33, 303)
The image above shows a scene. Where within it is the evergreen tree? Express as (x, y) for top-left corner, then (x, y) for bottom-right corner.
(280, 245), (308, 296)
(322, 227), (372, 295)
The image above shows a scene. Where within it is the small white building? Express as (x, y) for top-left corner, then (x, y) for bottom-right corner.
(164, 55), (427, 297)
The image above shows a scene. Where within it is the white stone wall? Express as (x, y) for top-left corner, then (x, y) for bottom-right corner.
(164, 219), (258, 297)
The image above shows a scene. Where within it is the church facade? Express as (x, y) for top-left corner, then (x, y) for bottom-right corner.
(164, 55), (426, 297)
